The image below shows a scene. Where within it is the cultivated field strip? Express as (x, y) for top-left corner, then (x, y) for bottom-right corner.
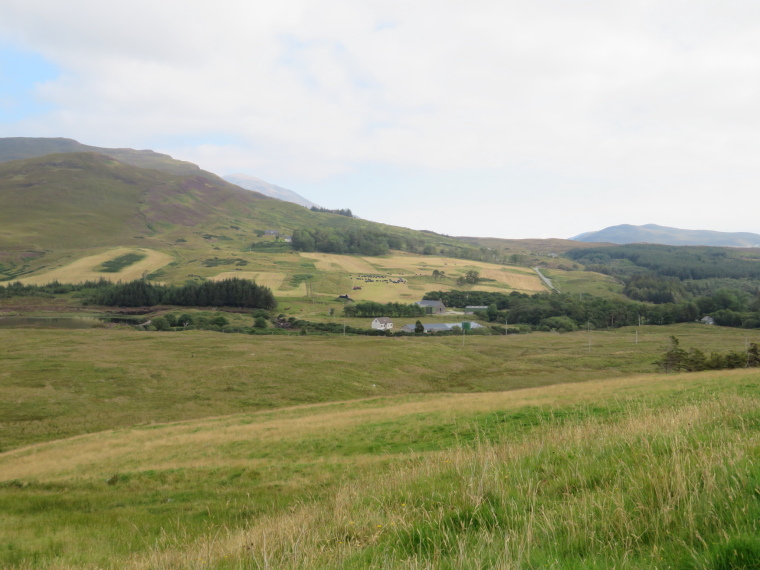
(209, 271), (308, 296)
(18, 248), (174, 285)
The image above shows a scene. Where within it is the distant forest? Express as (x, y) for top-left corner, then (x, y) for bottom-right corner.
(0, 278), (276, 309)
(291, 226), (512, 263)
(424, 289), (760, 331)
(342, 301), (425, 318)
(566, 244), (760, 311)
(568, 244), (760, 281)
(84, 278), (276, 309)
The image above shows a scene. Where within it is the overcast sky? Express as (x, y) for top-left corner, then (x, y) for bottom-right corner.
(2, 1), (760, 239)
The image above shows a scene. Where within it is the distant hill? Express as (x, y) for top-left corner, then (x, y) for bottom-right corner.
(0, 137), (208, 177)
(223, 173), (319, 209)
(570, 224), (760, 247)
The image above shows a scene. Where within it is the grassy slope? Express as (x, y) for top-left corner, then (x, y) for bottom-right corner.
(2, 323), (758, 452)
(1, 360), (758, 568)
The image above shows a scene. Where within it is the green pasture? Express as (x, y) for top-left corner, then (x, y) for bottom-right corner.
(1, 358), (758, 568)
(2, 323), (758, 453)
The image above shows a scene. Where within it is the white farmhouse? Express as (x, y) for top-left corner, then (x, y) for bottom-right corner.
(371, 317), (394, 330)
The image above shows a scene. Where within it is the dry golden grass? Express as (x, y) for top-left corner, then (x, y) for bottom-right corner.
(18, 248), (174, 285)
(363, 254), (545, 292)
(1, 369), (747, 483)
(119, 377), (760, 569)
(364, 254), (477, 273)
(479, 267), (546, 292)
(299, 252), (379, 274)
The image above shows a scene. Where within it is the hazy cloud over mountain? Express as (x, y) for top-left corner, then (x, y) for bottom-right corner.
(2, 1), (760, 238)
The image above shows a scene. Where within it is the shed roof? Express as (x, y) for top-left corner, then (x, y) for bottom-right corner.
(416, 300), (446, 307)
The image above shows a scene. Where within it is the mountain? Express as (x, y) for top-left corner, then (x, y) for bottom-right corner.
(0, 150), (472, 281)
(1, 138), (320, 210)
(223, 173), (319, 209)
(0, 137), (206, 177)
(0, 152), (272, 251)
(570, 224), (760, 247)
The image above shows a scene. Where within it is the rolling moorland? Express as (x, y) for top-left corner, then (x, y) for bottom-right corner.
(1, 138), (760, 568)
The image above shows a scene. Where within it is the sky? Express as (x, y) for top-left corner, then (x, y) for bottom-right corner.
(2, 0), (760, 239)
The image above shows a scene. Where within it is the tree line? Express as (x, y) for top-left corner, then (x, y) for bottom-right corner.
(0, 279), (112, 298)
(289, 227), (513, 262)
(659, 336), (760, 372)
(310, 207), (353, 217)
(342, 301), (425, 318)
(83, 278), (276, 309)
(568, 244), (760, 281)
(423, 289), (760, 331)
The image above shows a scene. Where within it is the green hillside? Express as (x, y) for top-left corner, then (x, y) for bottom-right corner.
(0, 151), (484, 283)
(0, 152), (268, 252)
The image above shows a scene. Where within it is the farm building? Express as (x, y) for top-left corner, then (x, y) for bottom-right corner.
(371, 317), (393, 330)
(416, 300), (447, 314)
(464, 306), (489, 314)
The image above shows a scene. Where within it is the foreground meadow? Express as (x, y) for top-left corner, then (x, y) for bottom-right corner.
(2, 323), (757, 450)
(1, 325), (759, 568)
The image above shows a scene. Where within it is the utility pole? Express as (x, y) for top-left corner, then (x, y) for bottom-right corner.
(587, 321), (591, 353)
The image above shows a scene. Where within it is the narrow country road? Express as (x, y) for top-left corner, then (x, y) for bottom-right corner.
(534, 267), (559, 292)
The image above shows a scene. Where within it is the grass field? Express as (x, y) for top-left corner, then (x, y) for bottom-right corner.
(299, 252), (379, 274)
(1, 353), (758, 568)
(18, 248), (174, 285)
(542, 267), (625, 299)
(2, 322), (758, 452)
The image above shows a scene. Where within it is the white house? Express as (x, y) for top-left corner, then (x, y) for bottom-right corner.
(371, 317), (394, 330)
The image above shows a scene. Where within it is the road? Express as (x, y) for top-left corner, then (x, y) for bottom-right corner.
(533, 267), (559, 292)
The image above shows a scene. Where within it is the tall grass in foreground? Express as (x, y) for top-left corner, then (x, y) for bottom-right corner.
(132, 393), (760, 569)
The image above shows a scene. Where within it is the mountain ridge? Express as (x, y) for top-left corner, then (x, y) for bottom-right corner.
(570, 224), (760, 247)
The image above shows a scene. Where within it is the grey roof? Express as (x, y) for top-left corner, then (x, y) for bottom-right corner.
(444, 322), (484, 329)
(423, 323), (451, 331)
(401, 321), (484, 332)
(374, 317), (393, 324)
(416, 300), (446, 307)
